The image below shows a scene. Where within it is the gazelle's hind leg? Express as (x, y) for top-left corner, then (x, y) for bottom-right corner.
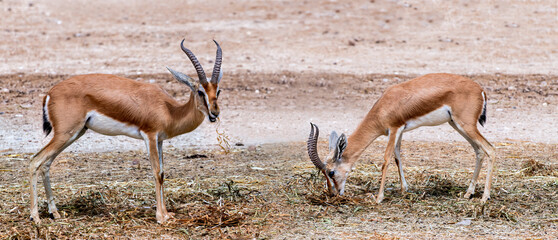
(41, 127), (87, 219)
(449, 121), (482, 198)
(30, 124), (86, 223)
(474, 132), (495, 203)
(394, 130), (408, 192)
(449, 120), (495, 202)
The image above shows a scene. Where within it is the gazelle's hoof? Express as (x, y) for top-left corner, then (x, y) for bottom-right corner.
(30, 216), (41, 224)
(464, 192), (473, 199)
(400, 187), (409, 194)
(375, 195), (384, 203)
(156, 212), (175, 224)
(481, 195), (491, 203)
(401, 184), (409, 193)
(49, 211), (61, 219)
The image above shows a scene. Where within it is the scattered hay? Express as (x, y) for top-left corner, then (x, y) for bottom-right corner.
(177, 203), (247, 227)
(521, 159), (557, 176)
(215, 118), (232, 154)
(420, 174), (466, 197)
(1, 141), (557, 239)
(206, 179), (256, 201)
(306, 194), (373, 206)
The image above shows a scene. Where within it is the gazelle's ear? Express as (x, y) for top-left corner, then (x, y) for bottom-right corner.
(334, 133), (347, 162)
(329, 131), (339, 151)
(166, 67), (197, 91)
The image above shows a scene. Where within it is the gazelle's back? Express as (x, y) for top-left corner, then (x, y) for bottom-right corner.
(372, 73), (485, 128)
(46, 74), (175, 132)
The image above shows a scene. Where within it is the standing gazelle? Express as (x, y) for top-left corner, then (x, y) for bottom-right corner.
(29, 39), (223, 224)
(307, 73), (495, 203)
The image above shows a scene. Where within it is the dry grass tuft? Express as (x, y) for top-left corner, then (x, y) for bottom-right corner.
(306, 194), (373, 207)
(177, 203), (247, 227)
(521, 159), (557, 177)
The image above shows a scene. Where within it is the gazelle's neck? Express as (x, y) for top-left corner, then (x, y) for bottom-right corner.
(343, 110), (384, 163)
(166, 92), (205, 138)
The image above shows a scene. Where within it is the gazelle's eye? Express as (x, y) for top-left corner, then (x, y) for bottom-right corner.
(328, 170), (335, 178)
(198, 90), (205, 97)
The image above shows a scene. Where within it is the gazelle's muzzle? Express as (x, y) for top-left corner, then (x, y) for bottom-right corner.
(207, 100), (220, 122)
(208, 114), (218, 122)
(208, 107), (219, 122)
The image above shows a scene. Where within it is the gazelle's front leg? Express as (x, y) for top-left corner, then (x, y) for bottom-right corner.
(376, 127), (403, 203)
(143, 133), (173, 223)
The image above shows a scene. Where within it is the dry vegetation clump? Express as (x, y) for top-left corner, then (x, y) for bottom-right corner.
(521, 159), (557, 177)
(177, 203), (247, 227)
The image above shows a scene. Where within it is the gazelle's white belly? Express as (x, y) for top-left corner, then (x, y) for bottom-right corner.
(404, 105), (452, 132)
(85, 111), (142, 139)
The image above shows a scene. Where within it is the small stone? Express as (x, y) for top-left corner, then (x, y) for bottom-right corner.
(131, 159), (140, 165)
(455, 219), (472, 226)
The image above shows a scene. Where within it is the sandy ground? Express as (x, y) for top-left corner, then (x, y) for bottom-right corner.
(1, 0), (557, 153)
(1, 0), (557, 76)
(0, 0), (557, 239)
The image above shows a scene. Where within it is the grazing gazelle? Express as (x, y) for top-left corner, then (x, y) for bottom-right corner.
(307, 73), (495, 203)
(29, 39), (223, 224)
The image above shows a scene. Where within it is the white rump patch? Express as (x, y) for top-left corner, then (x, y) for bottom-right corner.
(44, 95), (51, 121)
(404, 105), (452, 132)
(85, 111), (142, 139)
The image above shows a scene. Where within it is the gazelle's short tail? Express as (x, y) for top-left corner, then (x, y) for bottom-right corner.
(478, 92), (487, 127)
(42, 95), (52, 136)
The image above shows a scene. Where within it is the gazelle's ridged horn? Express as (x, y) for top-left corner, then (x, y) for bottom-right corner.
(307, 123), (326, 171)
(180, 39), (208, 85)
(210, 40), (222, 84)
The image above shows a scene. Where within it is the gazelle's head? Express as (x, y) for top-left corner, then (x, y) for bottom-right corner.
(307, 123), (353, 196)
(167, 39), (223, 122)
